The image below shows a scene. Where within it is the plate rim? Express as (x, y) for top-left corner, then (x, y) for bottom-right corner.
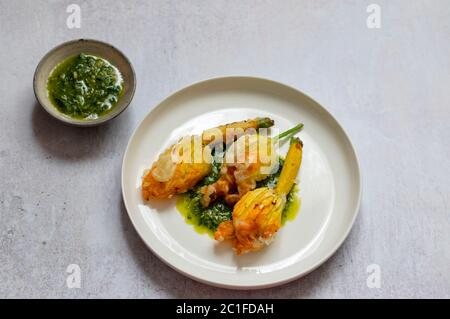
(121, 76), (362, 289)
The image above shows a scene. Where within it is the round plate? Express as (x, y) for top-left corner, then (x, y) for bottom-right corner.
(122, 77), (361, 289)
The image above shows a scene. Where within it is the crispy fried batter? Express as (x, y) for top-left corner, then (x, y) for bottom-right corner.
(142, 118), (274, 200)
(214, 220), (235, 241)
(199, 135), (277, 208)
(142, 160), (211, 199)
(214, 138), (303, 255)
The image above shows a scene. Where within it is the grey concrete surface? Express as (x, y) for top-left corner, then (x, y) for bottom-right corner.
(0, 0), (449, 298)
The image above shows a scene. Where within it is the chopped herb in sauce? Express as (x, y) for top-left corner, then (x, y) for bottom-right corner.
(198, 153), (223, 186)
(176, 155), (300, 236)
(47, 53), (123, 119)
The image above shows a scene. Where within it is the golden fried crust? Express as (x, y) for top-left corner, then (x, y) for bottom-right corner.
(141, 118), (275, 201)
(214, 220), (235, 241)
(142, 161), (211, 200)
(232, 188), (283, 254)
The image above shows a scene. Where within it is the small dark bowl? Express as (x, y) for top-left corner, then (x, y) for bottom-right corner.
(33, 39), (136, 126)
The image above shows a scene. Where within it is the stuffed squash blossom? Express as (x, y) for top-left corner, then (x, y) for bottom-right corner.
(214, 137), (303, 254)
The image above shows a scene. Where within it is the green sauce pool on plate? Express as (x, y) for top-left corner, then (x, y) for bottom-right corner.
(176, 187), (300, 237)
(176, 157), (301, 237)
(47, 53), (123, 120)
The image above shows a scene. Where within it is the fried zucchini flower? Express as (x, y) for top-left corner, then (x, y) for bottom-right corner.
(214, 137), (303, 254)
(200, 124), (303, 207)
(141, 117), (274, 200)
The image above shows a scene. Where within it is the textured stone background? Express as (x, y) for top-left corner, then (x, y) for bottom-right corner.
(0, 0), (449, 298)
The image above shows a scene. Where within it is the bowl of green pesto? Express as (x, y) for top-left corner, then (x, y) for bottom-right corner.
(34, 39), (136, 126)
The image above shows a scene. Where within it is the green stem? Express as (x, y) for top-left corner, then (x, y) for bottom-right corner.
(273, 123), (304, 141)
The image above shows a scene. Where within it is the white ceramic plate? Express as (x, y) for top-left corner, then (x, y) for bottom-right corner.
(122, 77), (361, 289)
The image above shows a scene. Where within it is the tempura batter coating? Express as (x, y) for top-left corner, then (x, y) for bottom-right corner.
(142, 118), (274, 200)
(142, 146), (211, 199)
(200, 134), (277, 207)
(214, 138), (303, 254)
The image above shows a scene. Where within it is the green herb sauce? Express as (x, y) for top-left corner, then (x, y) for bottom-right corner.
(282, 185), (301, 226)
(176, 156), (300, 236)
(176, 194), (232, 238)
(47, 53), (123, 119)
(176, 153), (231, 237)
